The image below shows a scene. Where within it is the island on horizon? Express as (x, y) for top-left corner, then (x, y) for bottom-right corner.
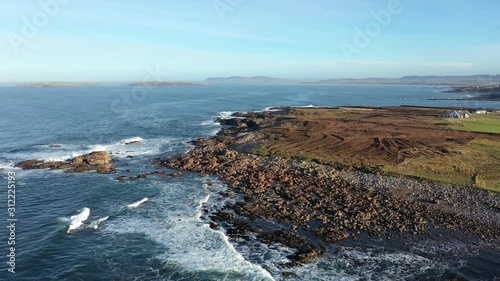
(128, 81), (211, 87)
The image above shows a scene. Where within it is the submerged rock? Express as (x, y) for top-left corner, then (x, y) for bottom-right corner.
(15, 151), (116, 174)
(115, 170), (167, 181)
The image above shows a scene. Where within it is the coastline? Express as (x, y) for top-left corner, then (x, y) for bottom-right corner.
(163, 106), (500, 266)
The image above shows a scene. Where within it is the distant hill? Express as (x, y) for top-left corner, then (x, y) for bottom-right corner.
(128, 82), (211, 87)
(205, 76), (304, 85)
(12, 75), (500, 87)
(206, 75), (500, 86)
(305, 75), (500, 86)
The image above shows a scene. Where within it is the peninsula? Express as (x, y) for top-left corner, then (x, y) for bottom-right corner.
(128, 82), (211, 87)
(164, 106), (500, 266)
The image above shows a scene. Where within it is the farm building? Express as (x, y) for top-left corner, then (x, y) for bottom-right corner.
(469, 108), (487, 114)
(449, 110), (471, 118)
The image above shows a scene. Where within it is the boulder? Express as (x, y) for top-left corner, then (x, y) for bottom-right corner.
(71, 151), (112, 166)
(115, 175), (129, 181)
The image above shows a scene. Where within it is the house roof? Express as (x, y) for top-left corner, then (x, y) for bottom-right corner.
(452, 110), (470, 115)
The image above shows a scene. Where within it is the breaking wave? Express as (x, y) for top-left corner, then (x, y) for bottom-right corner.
(6, 136), (187, 165)
(66, 207), (90, 233)
(88, 216), (110, 230)
(127, 198), (149, 208)
(101, 179), (274, 280)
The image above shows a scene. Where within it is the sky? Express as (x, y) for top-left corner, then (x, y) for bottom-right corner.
(1, 0), (500, 82)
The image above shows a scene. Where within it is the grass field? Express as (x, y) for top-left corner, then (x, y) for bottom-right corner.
(447, 113), (500, 134)
(384, 138), (500, 192)
(250, 107), (500, 192)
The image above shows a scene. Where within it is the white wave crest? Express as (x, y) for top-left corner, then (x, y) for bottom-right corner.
(88, 216), (110, 229)
(67, 207), (90, 233)
(195, 195), (210, 221)
(127, 198), (149, 208)
(119, 137), (144, 144)
(261, 106), (281, 112)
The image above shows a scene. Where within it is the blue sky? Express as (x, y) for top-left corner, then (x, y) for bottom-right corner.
(1, 0), (500, 82)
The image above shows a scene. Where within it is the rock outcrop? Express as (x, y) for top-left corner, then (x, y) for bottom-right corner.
(15, 151), (116, 174)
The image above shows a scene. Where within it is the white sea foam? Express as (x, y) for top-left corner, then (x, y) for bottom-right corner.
(0, 160), (13, 170)
(200, 120), (217, 126)
(102, 180), (274, 280)
(119, 137), (144, 144)
(8, 136), (186, 166)
(67, 207), (90, 233)
(284, 246), (446, 281)
(195, 195), (210, 221)
(218, 111), (236, 119)
(127, 198), (149, 208)
(261, 106), (281, 112)
(208, 128), (220, 136)
(88, 216), (110, 229)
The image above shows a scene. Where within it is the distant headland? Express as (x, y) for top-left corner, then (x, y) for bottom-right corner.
(206, 75), (500, 86)
(5, 75), (500, 87)
(128, 82), (211, 87)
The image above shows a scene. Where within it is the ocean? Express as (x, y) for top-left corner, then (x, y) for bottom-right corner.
(0, 85), (499, 280)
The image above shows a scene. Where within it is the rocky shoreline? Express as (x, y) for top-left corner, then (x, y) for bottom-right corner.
(444, 85), (500, 93)
(163, 108), (500, 267)
(437, 85), (500, 101)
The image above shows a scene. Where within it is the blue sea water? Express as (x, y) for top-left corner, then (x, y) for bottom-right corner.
(0, 85), (499, 280)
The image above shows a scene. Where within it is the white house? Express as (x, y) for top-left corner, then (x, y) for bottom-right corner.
(449, 110), (471, 118)
(468, 108), (488, 114)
